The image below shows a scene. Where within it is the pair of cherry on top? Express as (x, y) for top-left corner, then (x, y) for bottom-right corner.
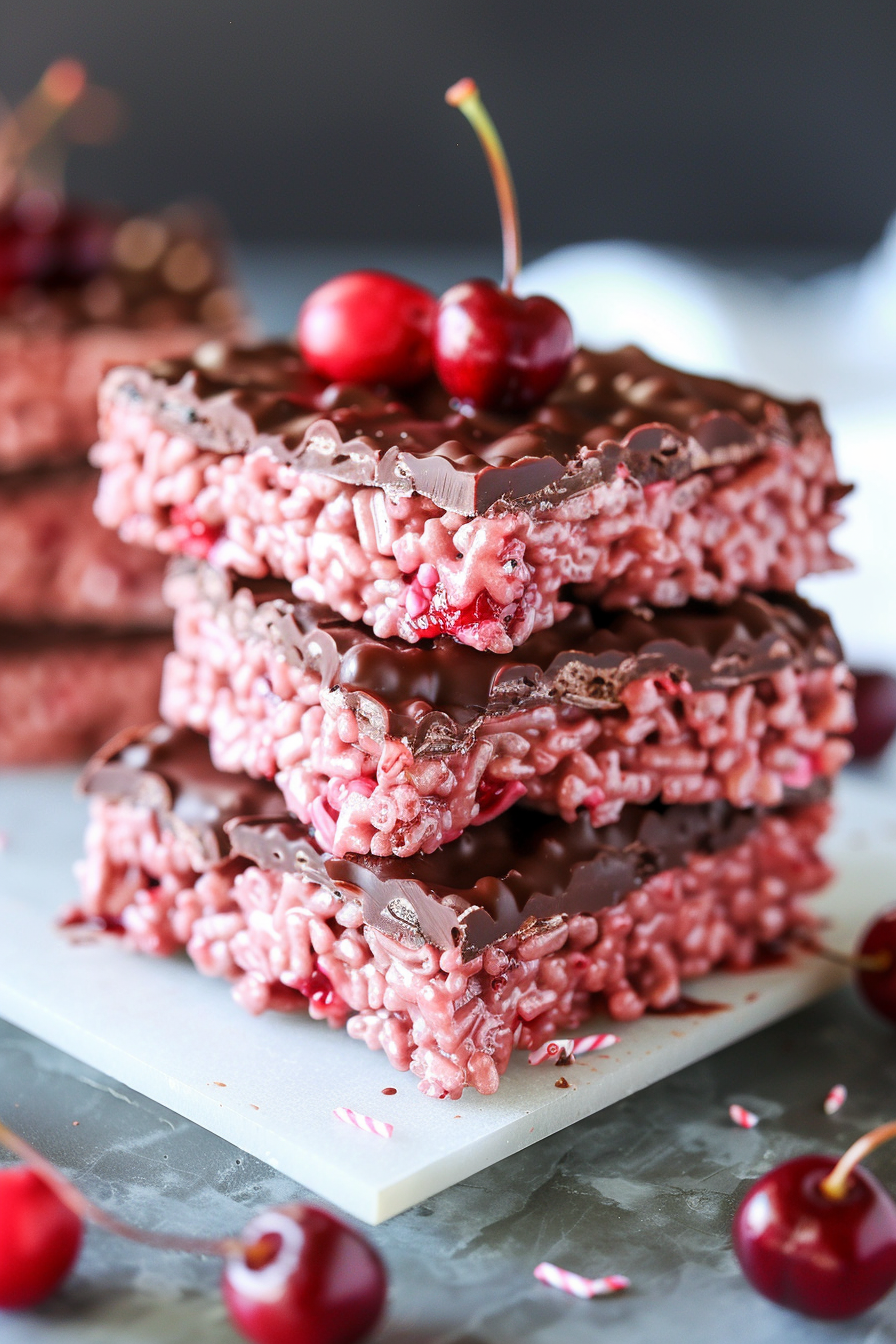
(297, 78), (575, 413)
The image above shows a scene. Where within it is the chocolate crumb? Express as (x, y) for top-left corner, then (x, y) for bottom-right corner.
(555, 1077), (571, 1089)
(381, 1087), (397, 1095)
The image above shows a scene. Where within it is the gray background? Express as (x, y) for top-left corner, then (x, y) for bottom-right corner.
(1, 0), (895, 251)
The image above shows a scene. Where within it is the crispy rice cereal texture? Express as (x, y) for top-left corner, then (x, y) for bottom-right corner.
(77, 797), (831, 1099)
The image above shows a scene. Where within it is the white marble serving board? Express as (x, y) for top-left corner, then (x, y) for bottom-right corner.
(0, 768), (893, 1224)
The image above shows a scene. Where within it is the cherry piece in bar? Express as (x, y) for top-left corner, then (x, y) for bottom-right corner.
(850, 670), (896, 761)
(0, 1166), (83, 1310)
(433, 78), (574, 411)
(297, 270), (437, 387)
(223, 1204), (387, 1344)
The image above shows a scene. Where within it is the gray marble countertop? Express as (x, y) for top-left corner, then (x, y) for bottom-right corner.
(3, 249), (896, 1343)
(3, 981), (896, 1344)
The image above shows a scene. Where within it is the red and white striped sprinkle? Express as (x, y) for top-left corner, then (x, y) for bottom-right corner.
(533, 1262), (630, 1299)
(729, 1103), (760, 1129)
(528, 1033), (620, 1066)
(333, 1107), (393, 1139)
(824, 1084), (847, 1116)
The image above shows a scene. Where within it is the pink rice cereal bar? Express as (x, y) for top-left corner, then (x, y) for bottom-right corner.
(75, 723), (833, 1099)
(0, 627), (170, 765)
(0, 204), (246, 472)
(0, 464), (168, 627)
(92, 342), (848, 654)
(160, 560), (854, 858)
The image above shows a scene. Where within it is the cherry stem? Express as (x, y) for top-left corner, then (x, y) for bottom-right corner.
(819, 1120), (896, 1201)
(798, 937), (892, 974)
(0, 1119), (241, 1258)
(445, 77), (521, 292)
(0, 60), (87, 205)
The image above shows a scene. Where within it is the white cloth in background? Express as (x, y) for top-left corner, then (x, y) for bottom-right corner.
(520, 231), (896, 669)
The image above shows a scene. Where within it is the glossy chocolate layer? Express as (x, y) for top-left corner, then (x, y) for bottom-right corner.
(1, 622), (167, 655)
(81, 722), (827, 956)
(79, 723), (282, 869)
(167, 559), (843, 752)
(103, 342), (834, 516)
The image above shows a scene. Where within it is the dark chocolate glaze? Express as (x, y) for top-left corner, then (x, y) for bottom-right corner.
(79, 723), (282, 869)
(0, 623), (170, 655)
(167, 559), (844, 753)
(79, 721), (829, 958)
(228, 778), (830, 958)
(103, 342), (837, 517)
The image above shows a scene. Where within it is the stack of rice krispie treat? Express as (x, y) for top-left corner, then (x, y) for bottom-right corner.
(70, 75), (854, 1099)
(74, 329), (855, 1099)
(0, 62), (245, 764)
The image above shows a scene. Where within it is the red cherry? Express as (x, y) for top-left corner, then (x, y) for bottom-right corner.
(733, 1154), (896, 1319)
(434, 279), (574, 410)
(297, 271), (437, 387)
(856, 906), (896, 1022)
(222, 1204), (387, 1344)
(0, 1166), (83, 1310)
(851, 670), (896, 761)
(434, 80), (575, 411)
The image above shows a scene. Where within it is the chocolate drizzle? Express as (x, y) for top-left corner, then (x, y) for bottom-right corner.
(81, 722), (830, 957)
(102, 343), (834, 517)
(166, 559), (844, 754)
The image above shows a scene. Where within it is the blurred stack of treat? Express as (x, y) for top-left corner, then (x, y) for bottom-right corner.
(0, 60), (247, 764)
(68, 83), (858, 1099)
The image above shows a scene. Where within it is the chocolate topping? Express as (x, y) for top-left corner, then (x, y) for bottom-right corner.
(103, 343), (832, 516)
(79, 723), (282, 869)
(81, 722), (829, 957)
(226, 800), (778, 957)
(236, 775), (828, 957)
(0, 622), (169, 655)
(167, 560), (844, 754)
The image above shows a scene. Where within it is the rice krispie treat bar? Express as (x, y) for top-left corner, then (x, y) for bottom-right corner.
(0, 464), (168, 627)
(160, 560), (854, 857)
(0, 204), (245, 472)
(75, 723), (833, 1099)
(92, 342), (848, 654)
(0, 628), (170, 764)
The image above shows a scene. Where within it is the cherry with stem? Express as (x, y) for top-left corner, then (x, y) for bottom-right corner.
(0, 1119), (387, 1344)
(433, 78), (575, 411)
(805, 907), (896, 1025)
(733, 1121), (896, 1319)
